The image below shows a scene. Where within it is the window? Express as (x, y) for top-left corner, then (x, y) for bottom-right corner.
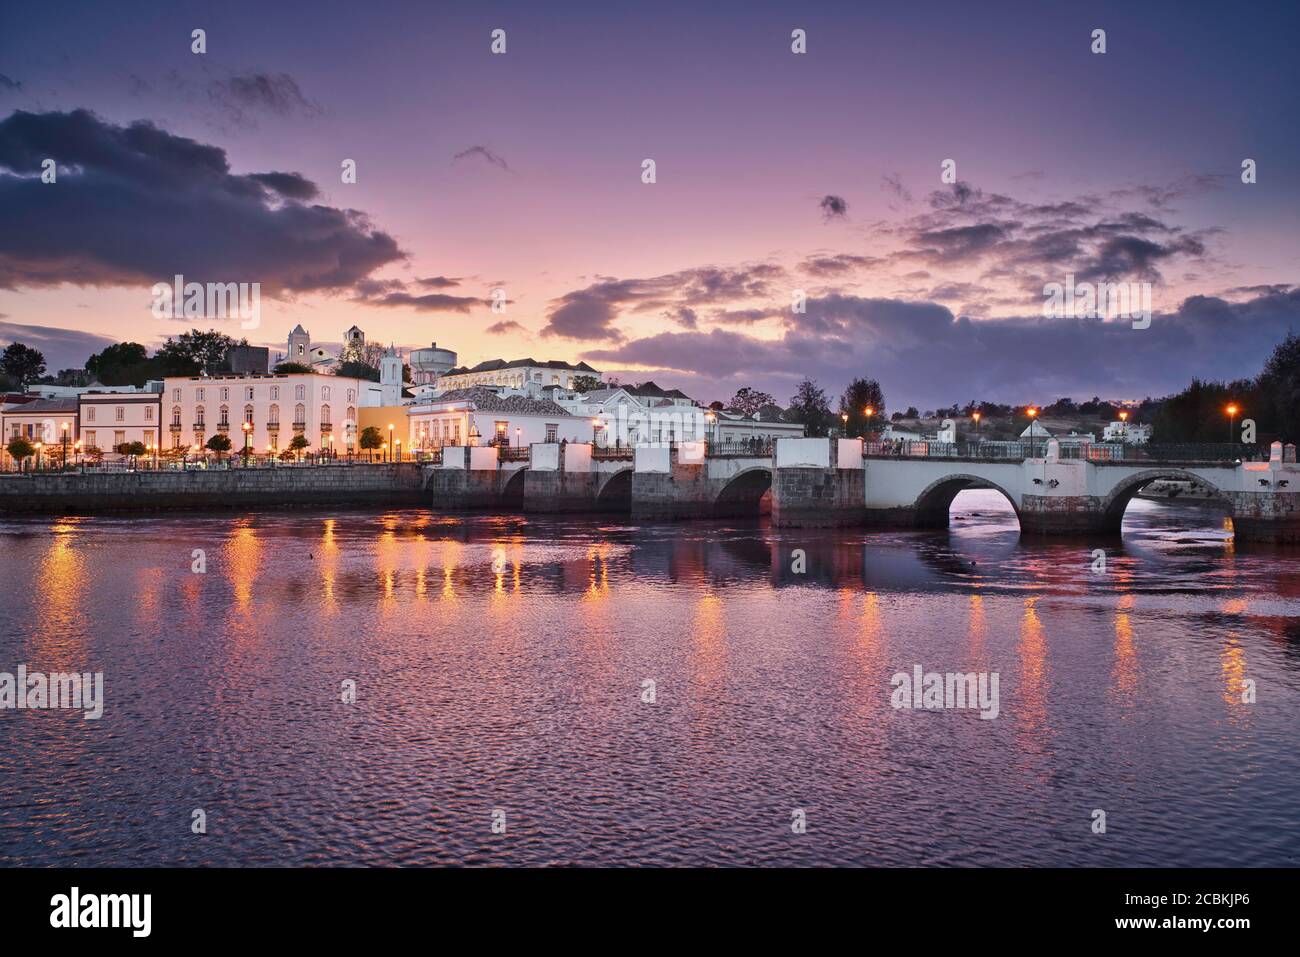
(172, 388), (181, 402)
(270, 433), (278, 450)
(246, 387), (254, 400)
(346, 388), (355, 403)
(453, 421), (461, 444)
(171, 406), (181, 426)
(269, 404), (280, 425)
(270, 386), (279, 400)
(195, 405), (205, 426)
(84, 430), (96, 447)
(114, 430), (125, 448)
(346, 406), (355, 425)
(322, 386), (331, 400)
(172, 432), (182, 449)
(219, 405), (229, 426)
(144, 405), (154, 421)
(321, 404), (331, 425)
(297, 342), (305, 356)
(294, 403), (305, 425)
(244, 405), (254, 424)
(545, 424), (557, 443)
(86, 406), (96, 422)
(294, 385), (305, 400)
(220, 388), (229, 402)
(494, 421), (508, 443)
(115, 406), (124, 422)
(196, 388), (205, 402)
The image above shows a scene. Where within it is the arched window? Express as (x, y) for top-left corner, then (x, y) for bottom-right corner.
(294, 403), (306, 425)
(322, 386), (331, 400)
(269, 403), (280, 425)
(219, 404), (229, 425)
(195, 405), (205, 426)
(321, 404), (331, 425)
(171, 405), (181, 426)
(244, 404), (254, 424)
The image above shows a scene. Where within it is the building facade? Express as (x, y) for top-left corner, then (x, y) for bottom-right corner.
(163, 372), (376, 455)
(406, 387), (592, 450)
(435, 358), (601, 395)
(78, 392), (163, 456)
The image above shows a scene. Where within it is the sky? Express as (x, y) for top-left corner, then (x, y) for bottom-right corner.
(2, 0), (1299, 409)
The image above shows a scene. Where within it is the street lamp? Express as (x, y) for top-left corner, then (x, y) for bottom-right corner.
(1026, 407), (1039, 457)
(242, 421), (252, 465)
(704, 411), (716, 446)
(266, 444), (274, 467)
(841, 412), (848, 437)
(515, 427), (522, 450)
(864, 406), (875, 439)
(34, 441), (42, 471)
(388, 424), (395, 462)
(74, 440), (82, 471)
(1118, 409), (1129, 445)
(972, 411), (981, 441)
(61, 422), (70, 470)
(1226, 403), (1238, 444)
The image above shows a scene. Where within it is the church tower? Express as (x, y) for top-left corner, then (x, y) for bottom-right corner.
(380, 344), (403, 406)
(287, 324), (310, 363)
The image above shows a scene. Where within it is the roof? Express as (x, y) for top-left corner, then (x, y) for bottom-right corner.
(624, 380), (692, 400)
(4, 397), (77, 414)
(420, 387), (576, 417)
(289, 324), (308, 335)
(442, 357), (600, 376)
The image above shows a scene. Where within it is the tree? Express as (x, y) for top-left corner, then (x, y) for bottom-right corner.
(205, 433), (233, 461)
(86, 342), (152, 386)
(838, 377), (886, 437)
(6, 436), (35, 471)
(273, 361), (312, 374)
(572, 374), (603, 393)
(729, 387), (775, 417)
(358, 426), (383, 461)
(787, 378), (833, 437)
(156, 329), (239, 375)
(288, 434), (310, 461)
(1, 342), (47, 387)
(335, 360), (380, 382)
(1258, 331), (1300, 444)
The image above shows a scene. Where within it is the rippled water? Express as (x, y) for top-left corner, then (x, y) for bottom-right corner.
(1, 492), (1297, 866)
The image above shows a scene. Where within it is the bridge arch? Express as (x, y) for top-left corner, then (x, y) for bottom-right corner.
(714, 466), (772, 516)
(1096, 468), (1229, 531)
(913, 473), (1021, 528)
(595, 468), (633, 512)
(500, 467), (527, 508)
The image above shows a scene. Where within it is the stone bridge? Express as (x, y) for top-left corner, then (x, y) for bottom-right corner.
(422, 437), (1300, 543)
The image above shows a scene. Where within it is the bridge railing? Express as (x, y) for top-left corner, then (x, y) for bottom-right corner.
(706, 439), (774, 457)
(864, 440), (1034, 459)
(498, 446), (531, 463)
(863, 439), (1258, 463)
(592, 445), (635, 461)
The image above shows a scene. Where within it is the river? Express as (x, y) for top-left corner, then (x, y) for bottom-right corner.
(1, 491), (1297, 866)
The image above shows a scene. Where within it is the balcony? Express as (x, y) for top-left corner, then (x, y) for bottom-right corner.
(292, 421), (306, 433)
(217, 422), (230, 433)
(192, 422), (206, 431)
(169, 422), (182, 432)
(266, 421), (280, 431)
(319, 422), (332, 431)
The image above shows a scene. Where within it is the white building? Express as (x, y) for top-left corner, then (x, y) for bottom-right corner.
(435, 357), (601, 395)
(557, 382), (710, 446)
(1103, 420), (1152, 444)
(708, 407), (805, 444)
(406, 387), (593, 450)
(78, 391), (162, 457)
(163, 371), (382, 455)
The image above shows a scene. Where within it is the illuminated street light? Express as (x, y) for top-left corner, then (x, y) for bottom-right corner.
(1226, 403), (1239, 443)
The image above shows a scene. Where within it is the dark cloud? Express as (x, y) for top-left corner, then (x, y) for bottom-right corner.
(365, 291), (483, 313)
(485, 319), (526, 335)
(800, 254), (878, 278)
(880, 173), (912, 205)
(819, 194), (848, 220)
(541, 264), (785, 340)
(581, 289), (1300, 409)
(453, 146), (510, 171)
(417, 276), (462, 289)
(0, 74), (22, 93)
(665, 306), (698, 329)
(0, 109), (403, 292)
(0, 320), (117, 371)
(209, 72), (321, 126)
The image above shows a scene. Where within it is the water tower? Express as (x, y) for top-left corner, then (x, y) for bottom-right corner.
(409, 342), (457, 385)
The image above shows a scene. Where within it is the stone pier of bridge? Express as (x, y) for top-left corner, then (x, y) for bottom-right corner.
(421, 438), (1300, 543)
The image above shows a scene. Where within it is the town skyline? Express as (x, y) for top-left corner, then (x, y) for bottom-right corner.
(3, 0), (1299, 409)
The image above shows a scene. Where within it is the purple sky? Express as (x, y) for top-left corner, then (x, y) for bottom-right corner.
(2, 0), (1298, 408)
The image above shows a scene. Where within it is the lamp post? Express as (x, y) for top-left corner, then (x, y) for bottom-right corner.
(388, 424), (395, 462)
(515, 427), (521, 451)
(34, 441), (42, 471)
(841, 412), (848, 437)
(266, 444), (274, 467)
(1118, 409), (1129, 445)
(1226, 403), (1238, 444)
(74, 440), (82, 472)
(864, 406), (875, 440)
(972, 411), (981, 443)
(1026, 407), (1039, 458)
(704, 411), (716, 448)
(242, 421), (252, 466)
(61, 422), (70, 471)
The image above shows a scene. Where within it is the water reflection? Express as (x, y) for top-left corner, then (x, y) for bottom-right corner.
(1, 490), (1298, 867)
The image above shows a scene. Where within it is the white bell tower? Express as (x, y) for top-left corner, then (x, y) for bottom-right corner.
(380, 345), (403, 405)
